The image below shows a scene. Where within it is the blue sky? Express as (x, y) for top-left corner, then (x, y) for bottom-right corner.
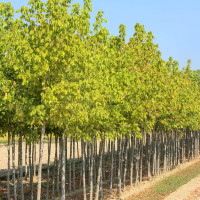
(3, 0), (200, 70)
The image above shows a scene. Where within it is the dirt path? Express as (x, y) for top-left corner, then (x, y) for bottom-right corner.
(164, 174), (200, 200)
(118, 156), (200, 200)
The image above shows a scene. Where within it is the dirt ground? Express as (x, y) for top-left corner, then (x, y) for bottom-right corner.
(119, 156), (200, 200)
(1, 141), (200, 199)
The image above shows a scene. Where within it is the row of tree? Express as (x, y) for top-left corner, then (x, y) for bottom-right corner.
(0, 0), (200, 199)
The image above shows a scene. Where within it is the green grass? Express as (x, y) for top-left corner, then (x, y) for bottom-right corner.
(0, 133), (19, 144)
(132, 161), (200, 200)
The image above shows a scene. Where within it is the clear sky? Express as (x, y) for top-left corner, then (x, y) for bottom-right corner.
(2, 0), (200, 70)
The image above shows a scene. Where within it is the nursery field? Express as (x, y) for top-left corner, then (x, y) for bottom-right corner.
(1, 0), (200, 199)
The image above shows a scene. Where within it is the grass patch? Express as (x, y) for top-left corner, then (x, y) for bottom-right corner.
(0, 133), (18, 144)
(132, 161), (200, 200)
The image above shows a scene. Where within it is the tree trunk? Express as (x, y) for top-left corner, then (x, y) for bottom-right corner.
(110, 141), (114, 196)
(102, 140), (105, 180)
(29, 141), (33, 200)
(114, 140), (116, 177)
(12, 132), (17, 200)
(93, 137), (96, 184)
(108, 139), (110, 178)
(25, 139), (28, 180)
(65, 137), (68, 183)
(69, 137), (72, 192)
(57, 137), (61, 196)
(192, 131), (194, 160)
(7, 130), (10, 200)
(157, 132), (160, 175)
(73, 137), (75, 190)
(19, 132), (24, 200)
(37, 119), (45, 200)
(135, 137), (139, 185)
(123, 138), (129, 192)
(46, 133), (52, 200)
(118, 136), (122, 194)
(61, 131), (66, 200)
(140, 136), (143, 182)
(130, 135), (134, 187)
(51, 135), (57, 200)
(100, 152), (103, 200)
(90, 139), (94, 200)
(147, 132), (151, 181)
(164, 132), (167, 173)
(95, 140), (103, 200)
(33, 138), (36, 177)
(82, 139), (87, 200)
(17, 134), (20, 194)
(153, 132), (156, 176)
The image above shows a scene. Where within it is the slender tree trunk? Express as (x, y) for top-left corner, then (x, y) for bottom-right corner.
(69, 137), (72, 192)
(123, 138), (129, 192)
(12, 132), (17, 200)
(173, 131), (176, 167)
(147, 132), (151, 181)
(100, 153), (103, 200)
(170, 133), (173, 170)
(102, 140), (105, 180)
(90, 139), (94, 200)
(145, 133), (147, 166)
(37, 119), (45, 200)
(188, 130), (190, 162)
(82, 139), (87, 200)
(73, 137), (75, 190)
(29, 141), (33, 200)
(61, 131), (66, 200)
(46, 133), (52, 200)
(51, 135), (57, 200)
(32, 137), (35, 179)
(33, 138), (36, 177)
(153, 132), (156, 176)
(25, 139), (28, 180)
(182, 132), (184, 163)
(198, 131), (199, 156)
(7, 130), (10, 200)
(79, 140), (83, 188)
(77, 141), (80, 184)
(17, 134), (20, 194)
(130, 135), (134, 187)
(93, 138), (96, 184)
(110, 141), (114, 196)
(120, 137), (125, 181)
(118, 136), (122, 194)
(114, 140), (116, 177)
(88, 141), (91, 186)
(175, 131), (178, 166)
(164, 132), (167, 173)
(140, 136), (143, 183)
(57, 137), (61, 196)
(108, 139), (110, 178)
(135, 137), (139, 185)
(65, 137), (68, 183)
(157, 132), (160, 175)
(95, 140), (103, 200)
(166, 133), (169, 171)
(192, 131), (194, 160)
(19, 132), (24, 200)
